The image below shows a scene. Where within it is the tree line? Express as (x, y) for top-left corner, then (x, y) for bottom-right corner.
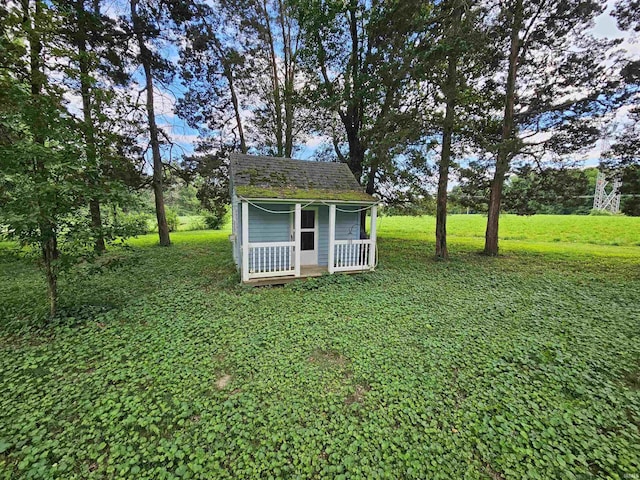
(1, 0), (638, 317)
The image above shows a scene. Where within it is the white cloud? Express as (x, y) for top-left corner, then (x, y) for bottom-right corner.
(592, 2), (640, 56)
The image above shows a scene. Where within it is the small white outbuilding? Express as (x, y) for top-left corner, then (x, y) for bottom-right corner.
(228, 153), (379, 284)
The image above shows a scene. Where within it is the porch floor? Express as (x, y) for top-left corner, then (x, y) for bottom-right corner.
(244, 265), (365, 286)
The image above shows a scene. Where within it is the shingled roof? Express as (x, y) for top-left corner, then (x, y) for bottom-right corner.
(229, 153), (376, 202)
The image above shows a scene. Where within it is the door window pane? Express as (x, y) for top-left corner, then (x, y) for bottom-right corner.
(301, 232), (314, 250)
(301, 210), (315, 229)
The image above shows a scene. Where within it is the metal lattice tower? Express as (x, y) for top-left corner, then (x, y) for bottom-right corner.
(593, 118), (623, 214)
(593, 171), (622, 213)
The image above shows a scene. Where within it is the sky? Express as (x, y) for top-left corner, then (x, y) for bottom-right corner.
(154, 2), (639, 166)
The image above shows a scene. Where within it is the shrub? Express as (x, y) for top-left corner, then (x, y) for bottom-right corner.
(113, 212), (151, 237)
(621, 196), (640, 216)
(186, 216), (207, 231)
(165, 208), (179, 232)
(203, 211), (226, 230)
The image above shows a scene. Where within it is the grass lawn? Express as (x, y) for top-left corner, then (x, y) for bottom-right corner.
(0, 215), (639, 479)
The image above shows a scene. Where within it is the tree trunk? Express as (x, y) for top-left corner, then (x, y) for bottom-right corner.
(43, 235), (58, 317)
(435, 7), (461, 260)
(76, 0), (105, 253)
(346, 1), (369, 235)
(484, 158), (509, 255)
(89, 198), (105, 251)
(435, 108), (455, 259)
(131, 0), (170, 246)
(338, 2), (365, 181)
(277, 0), (295, 157)
(345, 127), (365, 181)
(484, 0), (523, 256)
(25, 0), (59, 317)
(283, 84), (294, 157)
(262, 0), (284, 156)
(315, 20), (364, 179)
(360, 159), (378, 237)
(226, 66), (247, 153)
(315, 0), (367, 229)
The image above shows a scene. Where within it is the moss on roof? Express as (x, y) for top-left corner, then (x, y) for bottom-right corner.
(229, 154), (375, 202)
(235, 185), (376, 202)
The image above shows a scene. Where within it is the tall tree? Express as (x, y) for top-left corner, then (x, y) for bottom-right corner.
(178, 0), (311, 218)
(23, 0), (60, 315)
(427, 0), (488, 259)
(258, 0), (285, 156)
(73, 0), (104, 252)
(180, 0), (307, 158)
(277, 0), (299, 158)
(434, 6), (461, 260)
(178, 1), (248, 154)
(54, 0), (131, 252)
(293, 0), (435, 230)
(293, 0), (370, 181)
(237, 0), (306, 157)
(483, 0), (615, 255)
(483, 0), (524, 256)
(128, 0), (184, 246)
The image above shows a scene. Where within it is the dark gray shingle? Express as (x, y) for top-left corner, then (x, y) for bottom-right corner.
(230, 153), (374, 201)
(230, 153), (363, 191)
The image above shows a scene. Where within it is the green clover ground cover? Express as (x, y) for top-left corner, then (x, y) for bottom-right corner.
(0, 216), (639, 479)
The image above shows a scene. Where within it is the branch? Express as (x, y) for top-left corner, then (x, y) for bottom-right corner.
(520, 0), (548, 55)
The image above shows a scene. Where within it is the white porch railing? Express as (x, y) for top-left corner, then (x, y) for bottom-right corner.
(247, 241), (295, 279)
(332, 239), (374, 272)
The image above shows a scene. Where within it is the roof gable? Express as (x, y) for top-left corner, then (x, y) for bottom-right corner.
(229, 153), (375, 202)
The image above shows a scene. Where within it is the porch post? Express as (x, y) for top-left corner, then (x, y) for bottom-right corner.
(369, 204), (377, 269)
(294, 203), (301, 277)
(231, 197), (238, 263)
(242, 201), (249, 281)
(328, 204), (336, 273)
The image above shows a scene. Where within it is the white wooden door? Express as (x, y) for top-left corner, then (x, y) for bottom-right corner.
(295, 208), (318, 265)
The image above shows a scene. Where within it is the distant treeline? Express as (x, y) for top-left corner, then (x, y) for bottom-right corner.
(384, 167), (639, 217)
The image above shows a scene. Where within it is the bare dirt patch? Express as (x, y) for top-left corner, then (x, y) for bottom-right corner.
(308, 349), (349, 367)
(485, 463), (505, 480)
(345, 383), (371, 404)
(623, 365), (640, 390)
(215, 374), (232, 389)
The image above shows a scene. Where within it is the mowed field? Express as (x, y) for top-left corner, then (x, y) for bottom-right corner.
(0, 215), (639, 479)
(380, 213), (640, 247)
